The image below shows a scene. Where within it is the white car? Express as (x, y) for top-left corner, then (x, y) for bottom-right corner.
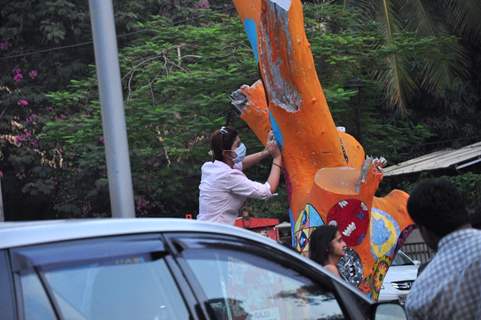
(379, 250), (420, 303)
(0, 219), (407, 320)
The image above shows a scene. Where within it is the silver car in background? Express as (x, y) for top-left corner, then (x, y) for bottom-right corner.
(379, 250), (420, 304)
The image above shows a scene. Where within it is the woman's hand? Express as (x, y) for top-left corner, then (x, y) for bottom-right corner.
(270, 143), (281, 159)
(265, 130), (274, 145)
(265, 131), (281, 158)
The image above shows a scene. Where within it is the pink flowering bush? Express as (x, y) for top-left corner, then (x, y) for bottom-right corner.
(28, 70), (38, 80)
(194, 0), (209, 9)
(25, 113), (38, 125)
(0, 40), (9, 50)
(13, 68), (23, 83)
(14, 130), (32, 145)
(17, 99), (29, 107)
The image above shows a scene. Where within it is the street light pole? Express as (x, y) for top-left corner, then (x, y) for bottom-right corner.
(0, 176), (4, 222)
(355, 85), (362, 144)
(88, 0), (135, 218)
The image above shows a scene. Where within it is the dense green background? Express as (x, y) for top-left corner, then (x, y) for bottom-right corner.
(1, 0), (480, 220)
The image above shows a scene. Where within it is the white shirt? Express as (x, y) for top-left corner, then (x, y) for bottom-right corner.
(198, 160), (273, 224)
(406, 228), (481, 320)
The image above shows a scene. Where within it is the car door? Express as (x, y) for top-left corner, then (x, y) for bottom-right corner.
(9, 234), (200, 320)
(165, 232), (372, 320)
(1, 249), (17, 320)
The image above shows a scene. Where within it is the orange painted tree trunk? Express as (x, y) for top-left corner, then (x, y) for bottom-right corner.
(231, 0), (414, 299)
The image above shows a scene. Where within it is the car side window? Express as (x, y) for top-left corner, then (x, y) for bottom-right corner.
(174, 235), (345, 320)
(14, 237), (191, 320)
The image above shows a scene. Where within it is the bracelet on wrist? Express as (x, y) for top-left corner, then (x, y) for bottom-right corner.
(272, 162), (282, 169)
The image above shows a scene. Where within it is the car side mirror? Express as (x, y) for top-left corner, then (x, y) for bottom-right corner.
(374, 302), (407, 320)
(413, 260), (421, 266)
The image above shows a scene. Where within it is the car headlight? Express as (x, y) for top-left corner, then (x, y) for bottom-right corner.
(391, 280), (413, 290)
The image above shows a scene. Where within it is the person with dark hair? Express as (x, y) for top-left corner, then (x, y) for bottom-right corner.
(309, 225), (347, 277)
(405, 178), (481, 320)
(197, 126), (282, 224)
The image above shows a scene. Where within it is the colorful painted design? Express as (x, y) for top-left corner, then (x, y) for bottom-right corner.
(370, 256), (392, 300)
(294, 204), (324, 253)
(231, 0), (414, 299)
(337, 247), (363, 287)
(370, 207), (401, 259)
(327, 199), (369, 247)
(395, 224), (417, 252)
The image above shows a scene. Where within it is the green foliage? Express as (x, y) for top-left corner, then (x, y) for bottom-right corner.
(382, 172), (481, 211)
(443, 173), (481, 207)
(0, 0), (189, 219)
(40, 10), (262, 217)
(1, 1), (480, 219)
(337, 0), (481, 114)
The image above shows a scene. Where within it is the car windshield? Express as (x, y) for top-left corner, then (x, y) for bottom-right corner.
(391, 251), (414, 266)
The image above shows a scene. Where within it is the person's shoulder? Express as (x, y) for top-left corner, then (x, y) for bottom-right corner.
(451, 228), (481, 254)
(324, 264), (339, 275)
(224, 162), (244, 175)
(201, 161), (214, 169)
(201, 160), (227, 171)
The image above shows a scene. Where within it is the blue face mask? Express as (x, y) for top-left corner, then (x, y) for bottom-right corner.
(234, 143), (247, 163)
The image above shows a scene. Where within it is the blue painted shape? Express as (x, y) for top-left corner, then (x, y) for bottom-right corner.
(301, 210), (307, 225)
(289, 208), (296, 247)
(372, 219), (390, 245)
(356, 211), (366, 220)
(299, 231), (308, 249)
(356, 232), (366, 245)
(269, 112), (284, 150)
(244, 19), (258, 62)
(307, 204), (324, 227)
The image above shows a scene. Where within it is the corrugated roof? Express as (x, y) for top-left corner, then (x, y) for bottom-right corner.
(383, 141), (481, 177)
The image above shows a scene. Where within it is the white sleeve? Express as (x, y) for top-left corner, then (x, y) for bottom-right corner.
(228, 170), (273, 200)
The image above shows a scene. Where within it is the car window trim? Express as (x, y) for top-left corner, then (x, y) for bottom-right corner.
(11, 234), (167, 272)
(170, 239), (249, 319)
(13, 272), (26, 320)
(164, 235), (214, 320)
(35, 267), (64, 320)
(159, 234), (205, 320)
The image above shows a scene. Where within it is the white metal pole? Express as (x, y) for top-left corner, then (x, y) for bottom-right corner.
(0, 177), (4, 221)
(88, 0), (135, 218)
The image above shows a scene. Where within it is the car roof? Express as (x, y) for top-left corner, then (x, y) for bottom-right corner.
(0, 218), (372, 304)
(0, 218), (255, 249)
